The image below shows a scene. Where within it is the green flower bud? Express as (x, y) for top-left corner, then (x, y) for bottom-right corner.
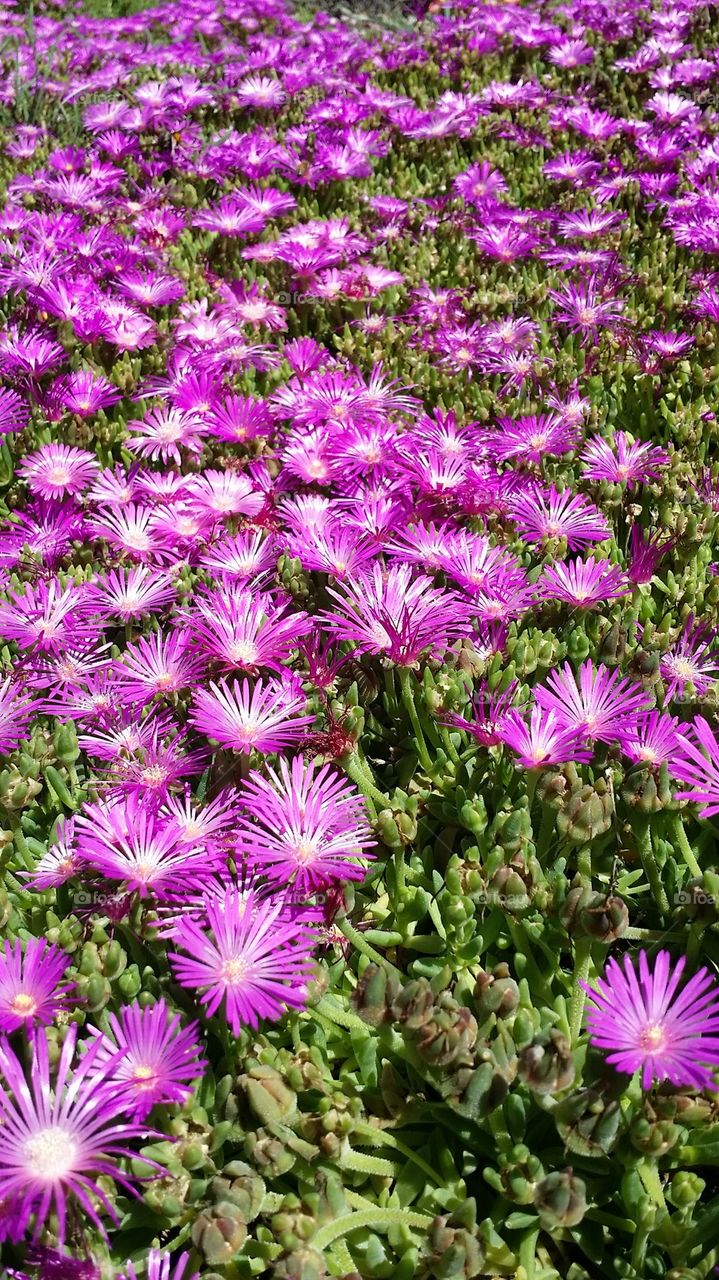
(518, 1030), (574, 1095)
(191, 1206), (248, 1265)
(353, 963), (402, 1027)
(556, 780), (614, 843)
(630, 1114), (681, 1157)
(117, 965), (141, 1000)
(421, 1209), (485, 1279)
(474, 964), (519, 1020)
(533, 1170), (587, 1229)
(667, 1172), (704, 1210)
(390, 978), (435, 1029)
(271, 1247), (327, 1280)
(53, 721), (80, 766)
(240, 1065), (297, 1125)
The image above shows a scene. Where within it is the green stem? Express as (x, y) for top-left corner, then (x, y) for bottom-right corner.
(635, 818), (670, 916)
(353, 1122), (444, 1186)
(342, 751), (387, 809)
(398, 665), (433, 773)
(535, 805), (556, 863)
(312, 1206), (432, 1252)
(667, 810), (702, 878)
(335, 915), (404, 979)
(568, 937), (592, 1047)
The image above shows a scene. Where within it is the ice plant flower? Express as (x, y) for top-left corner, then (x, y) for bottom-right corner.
(119, 1251), (198, 1280)
(674, 717), (719, 817)
(0, 1025), (157, 1244)
(235, 756), (375, 889)
(0, 938), (74, 1033)
(581, 432), (669, 489)
(535, 661), (652, 744)
(498, 705), (593, 769)
(85, 1000), (205, 1120)
(582, 951), (719, 1090)
(190, 675), (314, 754)
(168, 885), (317, 1033)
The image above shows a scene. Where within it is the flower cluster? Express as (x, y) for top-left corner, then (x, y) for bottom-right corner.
(2, 0), (719, 1274)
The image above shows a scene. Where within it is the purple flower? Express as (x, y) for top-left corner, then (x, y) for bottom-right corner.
(535, 661), (652, 744)
(169, 885), (316, 1033)
(498, 705), (592, 769)
(674, 717), (719, 817)
(511, 485), (611, 552)
(85, 1000), (205, 1120)
(321, 563), (472, 666)
(538, 557), (631, 609)
(582, 951), (719, 1090)
(0, 1025), (157, 1244)
(0, 939), (73, 1033)
(235, 756), (374, 889)
(581, 432), (669, 489)
(119, 1250), (198, 1280)
(660, 618), (719, 702)
(190, 675), (314, 754)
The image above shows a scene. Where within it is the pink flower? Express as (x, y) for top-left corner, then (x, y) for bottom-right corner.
(190, 675), (313, 754)
(169, 885), (316, 1033)
(535, 661), (652, 744)
(85, 1000), (205, 1120)
(0, 939), (73, 1033)
(582, 951), (719, 1090)
(235, 756), (374, 889)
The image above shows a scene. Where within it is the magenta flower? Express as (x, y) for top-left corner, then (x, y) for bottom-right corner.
(581, 432), (669, 489)
(235, 756), (374, 889)
(85, 1000), (205, 1120)
(498, 705), (592, 769)
(86, 566), (175, 623)
(627, 526), (674, 585)
(0, 1025), (157, 1244)
(187, 587), (311, 673)
(511, 485), (611, 551)
(119, 1250), (198, 1280)
(535, 661), (652, 744)
(169, 885), (316, 1033)
(75, 797), (218, 898)
(617, 711), (681, 767)
(581, 951), (719, 1090)
(190, 675), (314, 754)
(0, 939), (73, 1033)
(660, 618), (719, 702)
(538, 555), (630, 609)
(0, 677), (41, 753)
(321, 563), (472, 666)
(674, 717), (719, 817)
(18, 445), (100, 500)
(439, 679), (521, 747)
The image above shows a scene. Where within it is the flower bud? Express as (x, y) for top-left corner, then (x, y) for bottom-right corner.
(518, 1030), (574, 1095)
(240, 1065), (297, 1125)
(353, 963), (402, 1027)
(533, 1170), (587, 1229)
(474, 964), (519, 1020)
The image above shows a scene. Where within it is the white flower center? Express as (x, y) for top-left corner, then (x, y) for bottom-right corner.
(23, 1127), (78, 1181)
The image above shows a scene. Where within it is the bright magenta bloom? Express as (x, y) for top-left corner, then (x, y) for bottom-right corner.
(190, 676), (313, 753)
(235, 756), (375, 889)
(169, 885), (317, 1033)
(321, 563), (472, 665)
(534, 660), (652, 744)
(85, 1000), (205, 1120)
(582, 951), (719, 1089)
(0, 939), (73, 1033)
(674, 716), (719, 817)
(0, 1025), (156, 1244)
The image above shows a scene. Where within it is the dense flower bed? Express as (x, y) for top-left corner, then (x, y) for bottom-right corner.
(2, 0), (719, 1275)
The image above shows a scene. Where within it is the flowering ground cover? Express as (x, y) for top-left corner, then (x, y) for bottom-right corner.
(4, 0), (719, 1276)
